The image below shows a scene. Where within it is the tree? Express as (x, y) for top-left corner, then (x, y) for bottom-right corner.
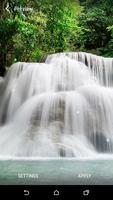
(1, 0), (113, 76)
(41, 0), (81, 52)
(0, 0), (26, 75)
(77, 7), (110, 49)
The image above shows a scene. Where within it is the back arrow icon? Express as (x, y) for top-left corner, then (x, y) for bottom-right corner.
(24, 190), (30, 196)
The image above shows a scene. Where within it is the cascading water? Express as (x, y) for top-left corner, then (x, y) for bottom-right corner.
(46, 52), (113, 87)
(0, 52), (113, 157)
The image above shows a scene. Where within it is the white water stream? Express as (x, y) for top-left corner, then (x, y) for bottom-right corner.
(0, 52), (113, 157)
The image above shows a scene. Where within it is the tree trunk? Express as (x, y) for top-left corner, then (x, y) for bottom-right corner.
(0, 54), (6, 76)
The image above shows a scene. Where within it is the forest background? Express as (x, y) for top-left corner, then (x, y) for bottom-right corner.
(0, 0), (113, 75)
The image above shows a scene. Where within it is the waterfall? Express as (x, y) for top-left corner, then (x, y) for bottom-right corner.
(0, 52), (113, 157)
(46, 52), (113, 87)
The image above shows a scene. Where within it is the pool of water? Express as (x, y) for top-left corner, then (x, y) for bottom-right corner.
(0, 158), (113, 185)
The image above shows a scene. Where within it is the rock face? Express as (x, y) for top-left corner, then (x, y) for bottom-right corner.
(0, 52), (113, 157)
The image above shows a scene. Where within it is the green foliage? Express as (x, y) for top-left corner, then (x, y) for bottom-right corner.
(1, 0), (113, 75)
(75, 0), (113, 57)
(98, 26), (113, 57)
(77, 7), (110, 49)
